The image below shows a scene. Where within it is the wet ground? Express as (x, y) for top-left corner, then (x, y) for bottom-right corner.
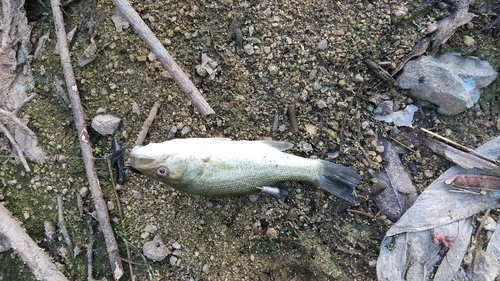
(1, 0), (500, 280)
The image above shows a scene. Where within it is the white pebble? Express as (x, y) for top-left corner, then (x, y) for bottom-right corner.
(317, 39), (328, 50)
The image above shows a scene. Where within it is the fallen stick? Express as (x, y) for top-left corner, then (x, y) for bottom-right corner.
(50, 0), (124, 279)
(0, 203), (69, 281)
(135, 101), (161, 146)
(57, 196), (74, 257)
(0, 123), (31, 172)
(86, 216), (95, 281)
(111, 0), (215, 118)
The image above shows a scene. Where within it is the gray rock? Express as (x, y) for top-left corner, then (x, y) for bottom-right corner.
(91, 114), (121, 135)
(143, 238), (170, 261)
(317, 39), (328, 50)
(395, 54), (498, 115)
(144, 224), (157, 234)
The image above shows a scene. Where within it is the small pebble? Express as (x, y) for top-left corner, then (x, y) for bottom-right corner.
(248, 194), (260, 202)
(463, 35), (475, 47)
(132, 102), (141, 114)
(313, 81), (322, 90)
(483, 216), (497, 231)
(304, 124), (317, 135)
(167, 126), (177, 139)
(302, 142), (313, 152)
(169, 256), (178, 266)
(145, 225), (158, 234)
(316, 100), (327, 109)
(353, 73), (364, 83)
(317, 39), (328, 50)
(244, 44), (254, 55)
(424, 170), (434, 179)
(202, 264), (210, 273)
(181, 126), (191, 136)
(393, 9), (407, 19)
(266, 227), (278, 239)
(172, 241), (182, 250)
(268, 64), (279, 75)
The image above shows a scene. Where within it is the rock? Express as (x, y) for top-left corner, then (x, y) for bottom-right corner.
(463, 35), (475, 47)
(244, 44), (254, 55)
(301, 142), (313, 152)
(131, 102), (141, 114)
(91, 114), (121, 135)
(317, 39), (328, 50)
(144, 225), (157, 234)
(265, 227), (278, 239)
(196, 53), (218, 78)
(313, 81), (322, 90)
(268, 64), (279, 75)
(180, 126), (191, 136)
(304, 124), (317, 135)
(393, 10), (406, 19)
(169, 256), (179, 266)
(143, 237), (171, 261)
(353, 73), (364, 83)
(374, 104), (418, 127)
(395, 54), (498, 115)
(373, 100), (393, 115)
(172, 241), (181, 250)
(202, 264), (210, 273)
(167, 126), (177, 139)
(316, 100), (327, 109)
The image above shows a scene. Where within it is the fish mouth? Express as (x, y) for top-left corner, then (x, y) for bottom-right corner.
(126, 156), (157, 175)
(130, 156), (156, 166)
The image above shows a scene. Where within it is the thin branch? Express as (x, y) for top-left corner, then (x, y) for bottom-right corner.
(0, 108), (37, 138)
(111, 0), (215, 118)
(50, 0), (123, 279)
(12, 93), (37, 115)
(0, 123), (31, 172)
(135, 101), (161, 146)
(57, 196), (74, 257)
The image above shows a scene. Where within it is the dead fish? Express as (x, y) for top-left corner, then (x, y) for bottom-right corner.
(129, 138), (361, 202)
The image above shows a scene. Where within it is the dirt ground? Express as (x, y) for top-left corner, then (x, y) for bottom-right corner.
(1, 0), (500, 280)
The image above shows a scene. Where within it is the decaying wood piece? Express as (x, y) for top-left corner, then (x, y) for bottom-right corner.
(0, 203), (69, 281)
(50, 0), (123, 279)
(424, 138), (500, 177)
(111, 0), (215, 118)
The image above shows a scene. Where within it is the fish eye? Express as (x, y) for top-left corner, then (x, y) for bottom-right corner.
(156, 167), (168, 178)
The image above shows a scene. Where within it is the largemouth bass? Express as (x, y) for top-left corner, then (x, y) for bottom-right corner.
(129, 138), (361, 202)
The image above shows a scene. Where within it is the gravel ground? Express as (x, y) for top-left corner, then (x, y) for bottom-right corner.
(1, 0), (499, 280)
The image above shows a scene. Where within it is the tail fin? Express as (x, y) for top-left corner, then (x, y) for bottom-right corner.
(318, 160), (361, 203)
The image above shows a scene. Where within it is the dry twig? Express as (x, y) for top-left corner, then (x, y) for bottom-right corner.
(111, 0), (215, 117)
(135, 101), (161, 146)
(57, 196), (74, 257)
(50, 0), (123, 279)
(0, 122), (31, 172)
